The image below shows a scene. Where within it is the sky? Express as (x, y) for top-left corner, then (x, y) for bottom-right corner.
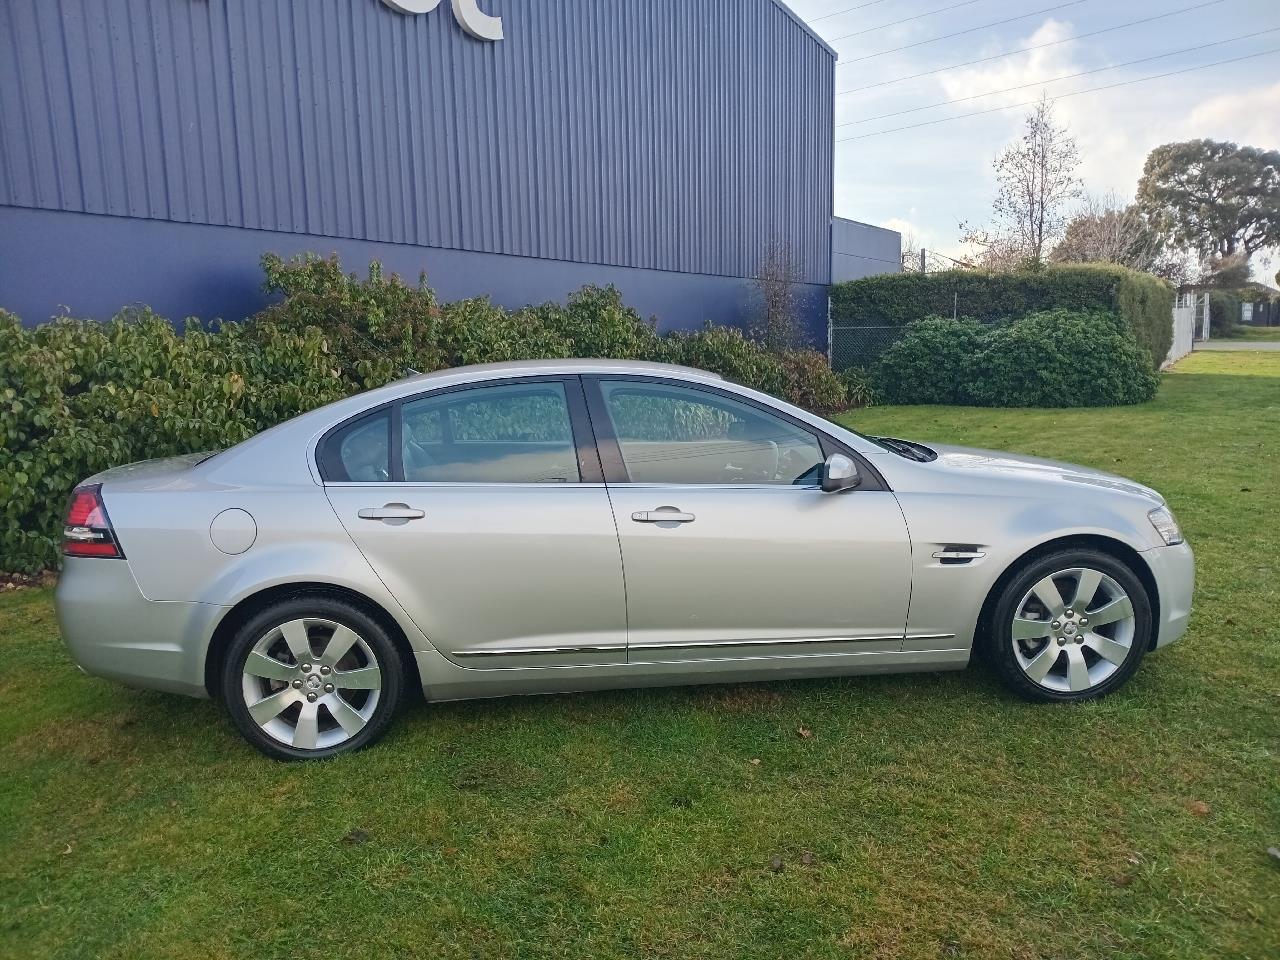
(785, 0), (1280, 281)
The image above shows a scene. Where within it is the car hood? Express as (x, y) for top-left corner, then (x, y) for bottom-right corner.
(921, 443), (1165, 505)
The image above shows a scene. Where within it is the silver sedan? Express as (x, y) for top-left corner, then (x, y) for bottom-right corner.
(56, 360), (1194, 759)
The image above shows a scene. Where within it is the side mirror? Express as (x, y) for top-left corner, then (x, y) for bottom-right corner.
(821, 453), (861, 494)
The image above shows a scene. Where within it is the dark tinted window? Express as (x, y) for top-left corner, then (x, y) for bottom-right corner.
(320, 411), (391, 483)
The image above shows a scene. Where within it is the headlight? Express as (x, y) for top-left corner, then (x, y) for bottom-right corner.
(1148, 506), (1183, 546)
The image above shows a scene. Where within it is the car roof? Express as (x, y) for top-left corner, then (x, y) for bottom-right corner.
(395, 358), (723, 385)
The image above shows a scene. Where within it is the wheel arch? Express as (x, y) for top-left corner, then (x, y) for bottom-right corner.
(974, 534), (1161, 655)
(203, 582), (422, 698)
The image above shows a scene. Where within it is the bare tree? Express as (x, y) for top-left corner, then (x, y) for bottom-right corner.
(961, 96), (1083, 267)
(751, 241), (805, 350)
(900, 232), (922, 272)
(1051, 191), (1189, 282)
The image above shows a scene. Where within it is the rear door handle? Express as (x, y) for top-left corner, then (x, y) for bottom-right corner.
(632, 509), (696, 524)
(358, 504), (426, 521)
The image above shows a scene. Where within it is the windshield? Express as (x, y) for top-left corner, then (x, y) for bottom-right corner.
(814, 414), (892, 451)
(816, 415), (937, 462)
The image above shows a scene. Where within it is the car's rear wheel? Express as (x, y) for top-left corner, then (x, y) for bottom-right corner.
(221, 597), (404, 760)
(988, 549), (1152, 702)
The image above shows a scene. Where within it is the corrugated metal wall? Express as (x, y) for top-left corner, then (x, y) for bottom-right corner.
(0, 0), (833, 285)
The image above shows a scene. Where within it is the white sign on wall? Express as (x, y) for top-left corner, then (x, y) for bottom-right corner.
(381, 0), (504, 42)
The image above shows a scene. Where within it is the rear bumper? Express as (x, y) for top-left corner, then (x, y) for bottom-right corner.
(55, 557), (226, 698)
(1146, 541), (1195, 649)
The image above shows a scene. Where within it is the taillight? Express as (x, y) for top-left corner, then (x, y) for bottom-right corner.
(63, 484), (124, 559)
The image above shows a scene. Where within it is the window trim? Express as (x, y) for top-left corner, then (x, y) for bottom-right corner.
(316, 375), (604, 485)
(581, 374), (888, 491)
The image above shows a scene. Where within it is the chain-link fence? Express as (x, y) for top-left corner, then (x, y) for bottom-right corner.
(828, 325), (907, 372)
(829, 319), (1006, 372)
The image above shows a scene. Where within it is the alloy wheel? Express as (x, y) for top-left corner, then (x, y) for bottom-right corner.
(1010, 567), (1137, 694)
(240, 618), (383, 751)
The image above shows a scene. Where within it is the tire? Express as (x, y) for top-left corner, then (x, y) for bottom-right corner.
(221, 595), (405, 760)
(985, 548), (1153, 703)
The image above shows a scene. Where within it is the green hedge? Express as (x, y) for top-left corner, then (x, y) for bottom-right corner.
(877, 310), (1159, 408)
(0, 309), (350, 573)
(831, 264), (1174, 368)
(1208, 291), (1241, 338)
(0, 255), (848, 572)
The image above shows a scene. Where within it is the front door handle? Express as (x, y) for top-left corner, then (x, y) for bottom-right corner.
(631, 509), (696, 524)
(358, 504), (426, 522)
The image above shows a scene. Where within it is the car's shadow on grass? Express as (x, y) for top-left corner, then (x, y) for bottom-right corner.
(76, 649), (1185, 769)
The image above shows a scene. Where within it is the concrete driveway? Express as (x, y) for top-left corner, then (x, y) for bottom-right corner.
(1194, 340), (1280, 352)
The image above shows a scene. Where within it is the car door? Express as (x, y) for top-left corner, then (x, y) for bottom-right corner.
(321, 376), (628, 669)
(584, 376), (912, 663)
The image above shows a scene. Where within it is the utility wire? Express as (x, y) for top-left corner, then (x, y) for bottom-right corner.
(840, 27), (1279, 126)
(837, 46), (1279, 141)
(809, 0), (891, 23)
(836, 0), (1088, 64)
(837, 0), (1228, 88)
(827, 0), (986, 43)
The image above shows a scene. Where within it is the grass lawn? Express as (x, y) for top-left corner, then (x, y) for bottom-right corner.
(2, 352), (1278, 960)
(1225, 326), (1280, 342)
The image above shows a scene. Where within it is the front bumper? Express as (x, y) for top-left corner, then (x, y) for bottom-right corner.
(1145, 541), (1195, 649)
(55, 557), (226, 698)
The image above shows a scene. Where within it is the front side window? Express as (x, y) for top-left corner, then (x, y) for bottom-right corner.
(401, 382), (580, 483)
(598, 380), (824, 485)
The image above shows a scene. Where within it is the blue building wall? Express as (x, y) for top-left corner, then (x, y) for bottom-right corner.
(1, 0), (836, 338)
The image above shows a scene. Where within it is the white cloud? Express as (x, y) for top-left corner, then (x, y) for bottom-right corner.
(1184, 82), (1280, 149)
(938, 20), (1079, 105)
(879, 216), (918, 238)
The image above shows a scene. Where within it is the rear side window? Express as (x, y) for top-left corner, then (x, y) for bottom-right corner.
(320, 411), (391, 482)
(401, 382), (580, 484)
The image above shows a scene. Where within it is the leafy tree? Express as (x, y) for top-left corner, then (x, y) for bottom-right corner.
(1137, 139), (1280, 259)
(1198, 253), (1250, 290)
(961, 97), (1083, 267)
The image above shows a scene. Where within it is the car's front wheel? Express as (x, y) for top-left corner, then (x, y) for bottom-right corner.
(221, 596), (404, 760)
(988, 549), (1152, 702)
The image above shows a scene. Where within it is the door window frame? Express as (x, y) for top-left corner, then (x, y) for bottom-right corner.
(580, 375), (888, 491)
(316, 375), (605, 485)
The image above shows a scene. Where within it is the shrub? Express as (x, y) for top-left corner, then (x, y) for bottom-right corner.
(664, 324), (788, 396)
(968, 310), (1159, 408)
(830, 264), (1175, 368)
(775, 349), (848, 415)
(838, 367), (878, 409)
(0, 309), (346, 572)
(1, 256), (851, 572)
(519, 285), (666, 361)
(875, 310), (1158, 408)
(875, 317), (987, 405)
(1208, 291), (1241, 338)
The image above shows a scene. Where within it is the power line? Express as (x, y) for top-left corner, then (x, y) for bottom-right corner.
(840, 27), (1279, 126)
(827, 0), (986, 43)
(837, 46), (1279, 141)
(836, 0), (1088, 65)
(836, 0), (1228, 89)
(808, 0), (891, 24)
